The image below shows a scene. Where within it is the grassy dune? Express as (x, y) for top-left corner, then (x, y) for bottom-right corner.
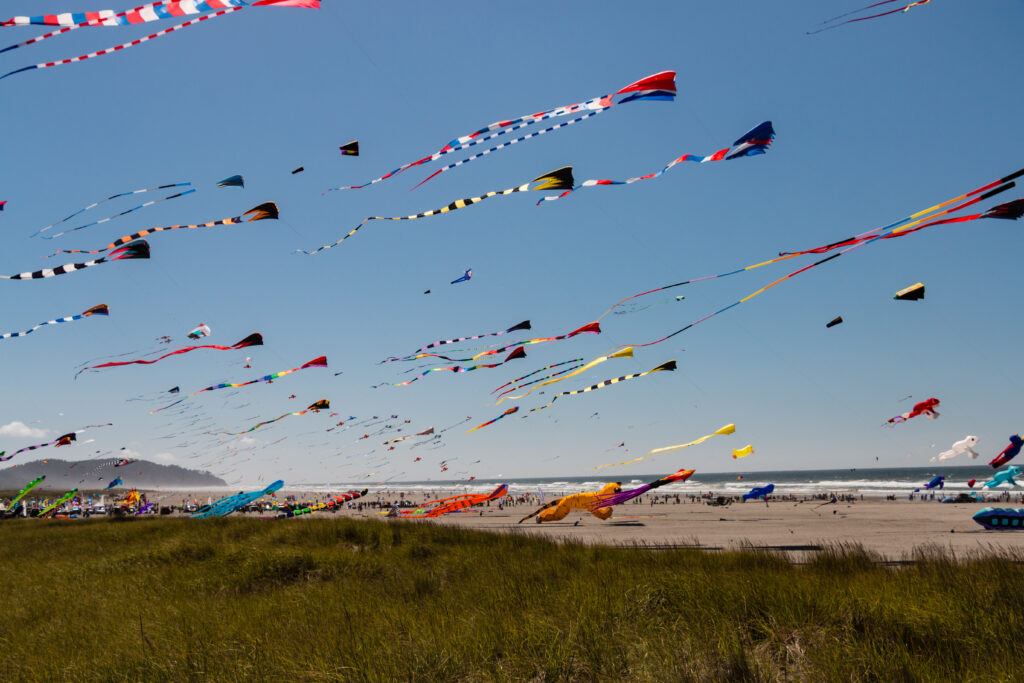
(1, 517), (1022, 681)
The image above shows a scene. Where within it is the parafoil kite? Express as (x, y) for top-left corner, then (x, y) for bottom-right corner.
(527, 360), (677, 414)
(982, 466), (1022, 489)
(809, 0), (934, 35)
(30, 183), (191, 238)
(191, 480), (284, 518)
(151, 355), (327, 413)
(376, 347), (526, 387)
(187, 324), (211, 339)
(83, 332), (262, 373)
(0, 304), (108, 342)
(104, 477), (122, 490)
(0, 0), (319, 81)
(826, 316), (843, 328)
(332, 71), (675, 192)
(466, 407), (519, 433)
(990, 436), (1024, 468)
(223, 399), (329, 435)
(302, 167), (575, 254)
(497, 344), (628, 404)
(973, 507), (1024, 530)
(400, 484), (509, 518)
(450, 269), (472, 284)
(937, 436), (979, 461)
(518, 482), (622, 523)
(594, 424), (735, 469)
(887, 398), (939, 425)
(742, 483), (774, 501)
(276, 489), (367, 518)
(539, 121), (774, 204)
(339, 140), (359, 156)
(894, 283), (925, 301)
(1, 239), (149, 280)
(732, 445), (754, 459)
(595, 468), (695, 508)
(48, 202), (277, 256)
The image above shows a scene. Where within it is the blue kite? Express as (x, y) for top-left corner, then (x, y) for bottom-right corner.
(742, 483), (774, 501)
(982, 466), (1023, 489)
(450, 268), (472, 284)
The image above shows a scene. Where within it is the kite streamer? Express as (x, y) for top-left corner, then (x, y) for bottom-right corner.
(8, 476), (45, 512)
(0, 0), (319, 79)
(595, 468), (696, 507)
(0, 304), (108, 341)
(593, 423), (736, 469)
(809, 0), (934, 34)
(395, 321), (600, 364)
(494, 363), (585, 399)
(539, 121), (775, 203)
(384, 320), (531, 359)
(82, 332), (262, 371)
(31, 183), (192, 237)
(492, 358), (584, 395)
(40, 189), (196, 240)
(466, 407), (519, 433)
(224, 399), (329, 435)
(1, 239), (150, 280)
(151, 355), (327, 413)
(497, 346), (632, 405)
(612, 295), (685, 316)
(376, 347), (526, 387)
(332, 71), (676, 191)
(526, 360), (676, 414)
(302, 168), (574, 254)
(0, 424), (112, 462)
(49, 202), (278, 256)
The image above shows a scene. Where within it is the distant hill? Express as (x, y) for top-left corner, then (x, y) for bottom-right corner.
(0, 459), (226, 491)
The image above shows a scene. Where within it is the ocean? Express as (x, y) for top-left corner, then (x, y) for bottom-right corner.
(305, 464), (1012, 498)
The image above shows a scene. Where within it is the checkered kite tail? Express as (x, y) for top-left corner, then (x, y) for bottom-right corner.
(0, 240), (150, 279)
(528, 361), (677, 414)
(0, 304), (108, 341)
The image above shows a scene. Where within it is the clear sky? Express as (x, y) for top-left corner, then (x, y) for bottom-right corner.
(1, 0), (1022, 486)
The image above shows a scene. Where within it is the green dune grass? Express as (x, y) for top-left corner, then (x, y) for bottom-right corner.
(0, 517), (1022, 681)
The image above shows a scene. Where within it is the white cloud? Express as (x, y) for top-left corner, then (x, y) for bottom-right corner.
(120, 448), (141, 459)
(154, 452), (176, 463)
(0, 421), (48, 439)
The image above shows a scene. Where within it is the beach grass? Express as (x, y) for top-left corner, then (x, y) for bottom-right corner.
(0, 516), (1022, 681)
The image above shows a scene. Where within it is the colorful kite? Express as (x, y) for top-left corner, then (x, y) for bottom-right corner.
(276, 489), (367, 518)
(0, 424), (112, 461)
(1, 239), (149, 280)
(388, 320), (531, 358)
(8, 475), (45, 512)
(894, 283), (925, 301)
(527, 360), (677, 414)
(492, 358), (583, 395)
(743, 484), (774, 501)
(539, 121), (774, 204)
(991, 436), (1024, 468)
(187, 324), (211, 339)
(826, 316), (843, 328)
(191, 479), (284, 518)
(0, 304), (108, 342)
(39, 188), (196, 240)
(732, 445), (754, 459)
(937, 436), (979, 462)
(331, 71), (675, 192)
(983, 467), (1022, 489)
(48, 202), (278, 256)
(450, 269), (472, 284)
(887, 398), (939, 425)
(498, 346), (633, 404)
(518, 482), (622, 523)
(595, 468), (695, 508)
(303, 168), (575, 254)
(339, 140), (359, 156)
(0, 0), (319, 80)
(809, 0), (934, 34)
(30, 183), (191, 237)
(494, 360), (585, 399)
(104, 477), (122, 490)
(466, 407), (519, 433)
(223, 399), (329, 435)
(400, 484), (509, 518)
(973, 507), (1024, 530)
(151, 355), (327, 413)
(593, 423), (735, 469)
(601, 172), (1023, 349)
(376, 347), (525, 387)
(83, 333), (262, 373)
(217, 174), (244, 188)
(38, 489), (78, 517)
(404, 322), (601, 366)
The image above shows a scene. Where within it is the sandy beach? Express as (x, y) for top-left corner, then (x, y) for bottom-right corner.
(142, 486), (1024, 560)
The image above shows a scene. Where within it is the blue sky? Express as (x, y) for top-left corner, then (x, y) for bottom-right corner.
(1, 0), (1022, 485)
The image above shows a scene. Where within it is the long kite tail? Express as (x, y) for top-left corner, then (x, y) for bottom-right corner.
(466, 407), (519, 433)
(41, 188), (196, 240)
(0, 304), (108, 341)
(300, 167), (573, 254)
(538, 121), (775, 204)
(31, 182), (192, 237)
(0, 239), (150, 280)
(526, 361), (677, 414)
(0, 7), (242, 81)
(593, 425), (735, 470)
(376, 347), (526, 387)
(497, 345), (630, 405)
(492, 357), (584, 395)
(406, 320), (531, 356)
(84, 332), (263, 370)
(808, 0), (934, 34)
(50, 202), (277, 256)
(495, 364), (585, 400)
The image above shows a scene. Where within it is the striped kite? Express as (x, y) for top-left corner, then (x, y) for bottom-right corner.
(497, 346), (632, 405)
(38, 187), (196, 240)
(1, 239), (149, 280)
(594, 468), (696, 507)
(30, 182), (191, 238)
(0, 0), (319, 81)
(0, 424), (112, 462)
(302, 167), (574, 254)
(276, 489), (368, 518)
(48, 202), (278, 256)
(527, 360), (677, 414)
(539, 121), (775, 204)
(332, 71), (676, 191)
(223, 399), (329, 435)
(395, 321), (600, 365)
(466, 407), (519, 433)
(375, 347), (526, 387)
(1, 304), (108, 342)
